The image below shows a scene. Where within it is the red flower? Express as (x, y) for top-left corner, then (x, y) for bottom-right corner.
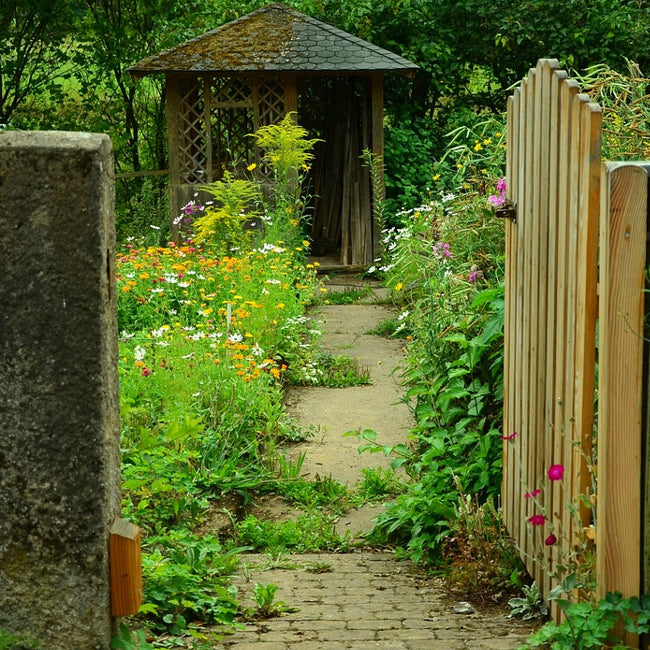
(528, 514), (546, 526)
(524, 489), (542, 499)
(545, 534), (557, 546)
(547, 464), (565, 481)
(502, 431), (518, 441)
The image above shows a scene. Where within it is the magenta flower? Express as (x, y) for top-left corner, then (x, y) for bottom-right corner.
(468, 270), (484, 283)
(496, 177), (507, 193)
(545, 534), (557, 546)
(141, 367), (152, 377)
(502, 431), (517, 441)
(524, 489), (542, 499)
(547, 464), (565, 481)
(528, 514), (546, 526)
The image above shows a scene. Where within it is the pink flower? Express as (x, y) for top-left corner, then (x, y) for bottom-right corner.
(468, 270), (484, 283)
(528, 514), (546, 526)
(545, 534), (557, 546)
(141, 367), (152, 377)
(496, 177), (507, 193)
(547, 464), (565, 481)
(502, 431), (517, 441)
(488, 193), (505, 207)
(433, 242), (453, 258)
(524, 489), (542, 499)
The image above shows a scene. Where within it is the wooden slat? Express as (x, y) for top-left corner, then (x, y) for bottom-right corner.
(110, 519), (142, 617)
(597, 163), (646, 643)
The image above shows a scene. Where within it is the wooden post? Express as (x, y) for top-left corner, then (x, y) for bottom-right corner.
(598, 163), (646, 644)
(370, 72), (384, 260)
(110, 518), (143, 617)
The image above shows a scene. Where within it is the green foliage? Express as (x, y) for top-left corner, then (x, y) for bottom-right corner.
(251, 112), (320, 186)
(240, 582), (297, 619)
(111, 623), (154, 650)
(356, 467), (408, 501)
(577, 60), (650, 161)
(521, 592), (650, 650)
(233, 513), (350, 553)
(320, 286), (373, 304)
(141, 530), (244, 633)
(0, 628), (40, 650)
(288, 353), (371, 387)
(508, 582), (549, 622)
(193, 171), (261, 249)
(441, 486), (524, 600)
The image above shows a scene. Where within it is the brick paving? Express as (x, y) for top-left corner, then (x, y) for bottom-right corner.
(219, 552), (537, 649)
(216, 283), (538, 649)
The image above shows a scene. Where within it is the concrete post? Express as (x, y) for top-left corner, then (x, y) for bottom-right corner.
(0, 131), (121, 649)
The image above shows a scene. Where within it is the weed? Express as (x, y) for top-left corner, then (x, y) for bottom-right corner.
(320, 286), (373, 304)
(508, 582), (548, 621)
(439, 483), (524, 602)
(356, 467), (408, 501)
(365, 317), (404, 338)
(240, 582), (298, 620)
(233, 513), (350, 553)
(304, 561), (334, 574)
(0, 628), (41, 650)
(111, 623), (154, 650)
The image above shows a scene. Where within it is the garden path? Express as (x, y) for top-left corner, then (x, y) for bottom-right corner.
(219, 275), (537, 649)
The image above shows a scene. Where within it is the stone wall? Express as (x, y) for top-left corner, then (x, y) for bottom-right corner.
(0, 131), (120, 649)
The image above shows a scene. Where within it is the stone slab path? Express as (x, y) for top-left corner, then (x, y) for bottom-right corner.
(218, 276), (538, 648)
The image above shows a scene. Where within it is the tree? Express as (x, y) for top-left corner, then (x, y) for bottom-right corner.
(0, 0), (81, 125)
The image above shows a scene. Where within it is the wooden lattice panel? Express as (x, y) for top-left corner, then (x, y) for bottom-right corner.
(258, 77), (286, 126)
(178, 78), (207, 184)
(211, 77), (254, 107)
(209, 77), (255, 178)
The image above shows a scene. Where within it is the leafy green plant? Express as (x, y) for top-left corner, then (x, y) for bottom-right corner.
(111, 623), (154, 650)
(521, 592), (650, 649)
(233, 513), (350, 553)
(193, 170), (261, 250)
(508, 582), (548, 622)
(320, 286), (373, 304)
(440, 482), (524, 601)
(240, 582), (297, 620)
(356, 467), (408, 501)
(0, 628), (41, 650)
(140, 530), (245, 633)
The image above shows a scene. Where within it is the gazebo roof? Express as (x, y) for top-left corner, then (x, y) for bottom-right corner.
(128, 3), (418, 77)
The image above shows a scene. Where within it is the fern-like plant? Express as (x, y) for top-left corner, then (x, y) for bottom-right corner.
(193, 170), (261, 251)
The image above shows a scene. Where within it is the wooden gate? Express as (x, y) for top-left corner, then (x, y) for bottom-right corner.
(502, 59), (646, 642)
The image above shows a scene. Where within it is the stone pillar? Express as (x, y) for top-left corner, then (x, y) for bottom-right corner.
(0, 131), (121, 649)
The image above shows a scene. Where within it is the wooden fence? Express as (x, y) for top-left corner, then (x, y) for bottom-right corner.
(502, 59), (647, 645)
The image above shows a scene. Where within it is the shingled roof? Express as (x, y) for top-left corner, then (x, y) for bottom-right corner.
(128, 3), (418, 77)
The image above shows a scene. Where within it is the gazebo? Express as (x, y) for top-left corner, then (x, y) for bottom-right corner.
(128, 3), (418, 265)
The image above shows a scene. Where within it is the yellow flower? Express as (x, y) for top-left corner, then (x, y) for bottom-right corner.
(474, 141), (482, 152)
(432, 173), (441, 181)
(276, 303), (285, 309)
(247, 163), (257, 171)
(395, 282), (403, 292)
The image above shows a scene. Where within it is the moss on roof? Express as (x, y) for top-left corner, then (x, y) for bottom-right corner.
(128, 3), (418, 76)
